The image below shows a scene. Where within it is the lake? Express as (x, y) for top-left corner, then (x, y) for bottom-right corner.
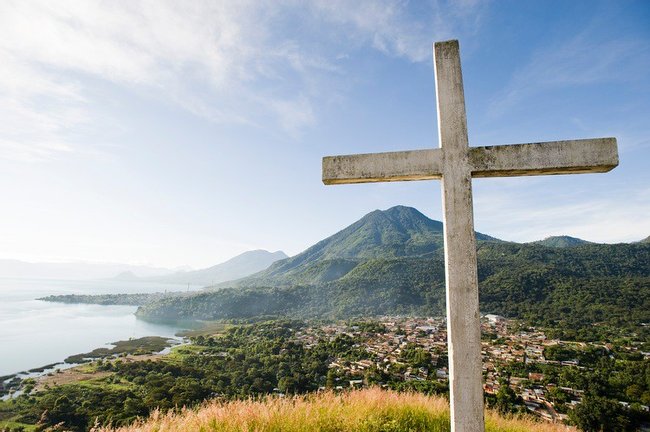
(0, 278), (198, 376)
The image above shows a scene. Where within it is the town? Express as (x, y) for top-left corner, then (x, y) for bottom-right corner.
(289, 316), (650, 425)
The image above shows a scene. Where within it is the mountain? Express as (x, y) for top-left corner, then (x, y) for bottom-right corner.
(226, 206), (500, 287)
(0, 251), (287, 284)
(112, 271), (140, 281)
(137, 206), (650, 341)
(148, 250), (288, 286)
(531, 235), (592, 248)
(0, 259), (176, 280)
(640, 236), (650, 244)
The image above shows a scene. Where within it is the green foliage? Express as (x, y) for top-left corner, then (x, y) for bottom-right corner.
(496, 351), (650, 429)
(543, 345), (608, 366)
(569, 395), (632, 431)
(400, 343), (432, 369)
(494, 385), (522, 415)
(350, 321), (388, 334)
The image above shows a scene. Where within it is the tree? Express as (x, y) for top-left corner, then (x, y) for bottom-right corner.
(277, 376), (297, 394)
(326, 370), (337, 389)
(494, 384), (520, 414)
(569, 395), (630, 431)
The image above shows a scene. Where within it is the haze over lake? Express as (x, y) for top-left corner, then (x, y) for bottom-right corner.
(0, 278), (197, 376)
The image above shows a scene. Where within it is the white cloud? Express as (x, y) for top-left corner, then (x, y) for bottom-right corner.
(310, 0), (484, 62)
(0, 0), (484, 161)
(0, 1), (262, 161)
(0, 55), (85, 162)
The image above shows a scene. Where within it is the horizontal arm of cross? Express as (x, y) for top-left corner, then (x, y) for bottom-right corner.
(322, 149), (443, 184)
(470, 137), (618, 177)
(322, 137), (618, 184)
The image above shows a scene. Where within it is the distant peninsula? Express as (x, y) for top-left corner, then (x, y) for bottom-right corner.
(38, 292), (183, 306)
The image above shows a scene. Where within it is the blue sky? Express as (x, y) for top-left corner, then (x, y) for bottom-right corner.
(0, 0), (648, 269)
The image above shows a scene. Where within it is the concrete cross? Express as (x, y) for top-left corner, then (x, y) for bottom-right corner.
(321, 40), (618, 432)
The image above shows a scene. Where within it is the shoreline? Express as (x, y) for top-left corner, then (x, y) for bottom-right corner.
(1, 335), (185, 400)
(0, 277), (198, 382)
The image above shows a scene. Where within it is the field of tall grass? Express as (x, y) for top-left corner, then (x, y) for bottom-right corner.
(97, 388), (572, 432)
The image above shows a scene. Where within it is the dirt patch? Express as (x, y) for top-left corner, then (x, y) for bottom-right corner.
(33, 353), (167, 392)
(34, 368), (111, 391)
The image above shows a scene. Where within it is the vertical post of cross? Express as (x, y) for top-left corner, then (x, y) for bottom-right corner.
(435, 40), (485, 432)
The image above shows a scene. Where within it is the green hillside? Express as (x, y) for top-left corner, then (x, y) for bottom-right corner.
(226, 206), (499, 287)
(137, 206), (650, 341)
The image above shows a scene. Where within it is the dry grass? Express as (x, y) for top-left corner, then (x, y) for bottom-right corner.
(96, 388), (573, 432)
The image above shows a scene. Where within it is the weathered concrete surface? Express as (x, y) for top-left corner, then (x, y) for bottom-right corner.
(321, 38), (619, 432)
(323, 149), (442, 184)
(434, 39), (485, 432)
(322, 138), (618, 185)
(470, 138), (618, 177)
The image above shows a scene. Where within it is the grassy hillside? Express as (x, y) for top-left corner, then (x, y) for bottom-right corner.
(96, 388), (566, 432)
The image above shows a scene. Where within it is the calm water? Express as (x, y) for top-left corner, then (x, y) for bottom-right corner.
(0, 278), (198, 376)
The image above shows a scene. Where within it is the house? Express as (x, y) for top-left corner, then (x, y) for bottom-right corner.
(485, 314), (506, 324)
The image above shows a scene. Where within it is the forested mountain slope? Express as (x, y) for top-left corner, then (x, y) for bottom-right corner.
(223, 206), (499, 287)
(136, 206), (650, 340)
